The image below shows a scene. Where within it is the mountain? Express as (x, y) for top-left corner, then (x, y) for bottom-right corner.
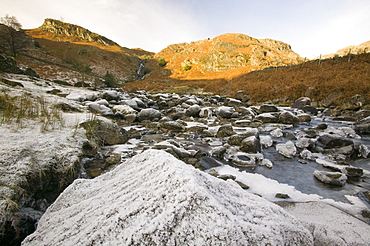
(17, 19), (154, 85)
(146, 33), (304, 81)
(321, 40), (370, 59)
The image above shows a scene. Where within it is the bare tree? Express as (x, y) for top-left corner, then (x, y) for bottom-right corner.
(0, 14), (25, 57)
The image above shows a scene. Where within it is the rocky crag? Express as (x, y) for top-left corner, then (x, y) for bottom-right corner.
(322, 40), (370, 59)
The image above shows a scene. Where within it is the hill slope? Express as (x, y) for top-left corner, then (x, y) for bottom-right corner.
(17, 19), (154, 85)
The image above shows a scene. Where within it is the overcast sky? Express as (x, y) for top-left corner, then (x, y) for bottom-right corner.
(1, 0), (370, 58)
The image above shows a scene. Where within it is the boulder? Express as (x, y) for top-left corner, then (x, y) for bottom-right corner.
(81, 117), (128, 145)
(279, 111), (300, 125)
(301, 105), (318, 115)
(0, 53), (22, 73)
(354, 116), (370, 134)
(137, 108), (161, 122)
(255, 113), (278, 123)
(216, 106), (235, 118)
(342, 166), (363, 177)
(160, 121), (186, 132)
(216, 125), (236, 138)
(276, 141), (297, 158)
(232, 154), (256, 167)
(199, 107), (213, 118)
(102, 90), (120, 101)
(292, 97), (311, 109)
(313, 170), (347, 186)
(234, 90), (250, 103)
(259, 104), (278, 113)
(22, 150), (313, 245)
(185, 104), (201, 117)
(260, 135), (273, 148)
(240, 136), (261, 153)
(297, 113), (311, 122)
(112, 105), (137, 115)
(270, 128), (283, 138)
(66, 92), (86, 102)
(87, 102), (113, 116)
(317, 134), (353, 149)
(226, 98), (243, 107)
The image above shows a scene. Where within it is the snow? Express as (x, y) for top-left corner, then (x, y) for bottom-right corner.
(22, 149), (313, 245)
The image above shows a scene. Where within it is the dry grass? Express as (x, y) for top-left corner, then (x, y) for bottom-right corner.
(124, 53), (370, 106)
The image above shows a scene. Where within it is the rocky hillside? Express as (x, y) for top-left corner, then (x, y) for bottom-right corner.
(17, 19), (154, 85)
(146, 33), (304, 81)
(322, 40), (370, 59)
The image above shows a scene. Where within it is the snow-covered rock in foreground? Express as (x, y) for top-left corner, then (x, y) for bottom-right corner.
(22, 149), (313, 245)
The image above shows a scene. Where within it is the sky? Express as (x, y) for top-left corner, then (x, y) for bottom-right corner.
(1, 0), (370, 58)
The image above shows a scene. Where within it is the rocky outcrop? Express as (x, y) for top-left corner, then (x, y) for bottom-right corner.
(40, 19), (118, 46)
(22, 150), (313, 245)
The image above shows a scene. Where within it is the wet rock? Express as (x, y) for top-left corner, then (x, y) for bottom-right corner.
(292, 97), (311, 109)
(216, 106), (235, 118)
(354, 116), (370, 134)
(342, 166), (363, 177)
(104, 155), (121, 167)
(259, 104), (278, 113)
(240, 136), (261, 153)
(102, 90), (120, 101)
(260, 159), (273, 168)
(316, 123), (328, 130)
(255, 113), (278, 123)
(276, 141), (296, 158)
(275, 193), (290, 199)
(113, 105), (137, 115)
(87, 102), (113, 117)
(301, 105), (318, 115)
(232, 154), (256, 167)
(218, 174), (236, 181)
(160, 121), (186, 132)
(295, 138), (315, 149)
(81, 117), (128, 145)
(185, 104), (201, 117)
(216, 125), (236, 138)
(234, 90), (250, 103)
(199, 107), (213, 118)
(297, 113), (311, 122)
(313, 170), (347, 186)
(270, 128), (283, 138)
(210, 146), (227, 159)
(317, 134), (353, 149)
(138, 108), (161, 122)
(279, 111), (299, 125)
(235, 181), (250, 189)
(260, 135), (273, 148)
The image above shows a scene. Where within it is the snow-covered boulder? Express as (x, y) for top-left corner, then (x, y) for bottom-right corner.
(87, 102), (113, 117)
(22, 150), (313, 245)
(137, 108), (161, 121)
(276, 141), (297, 158)
(216, 106), (235, 118)
(313, 170), (347, 186)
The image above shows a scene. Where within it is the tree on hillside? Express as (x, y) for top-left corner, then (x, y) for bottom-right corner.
(0, 14), (26, 57)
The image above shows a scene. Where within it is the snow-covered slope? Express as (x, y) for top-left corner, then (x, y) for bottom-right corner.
(22, 149), (313, 245)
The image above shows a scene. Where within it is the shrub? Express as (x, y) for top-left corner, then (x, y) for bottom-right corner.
(183, 64), (192, 71)
(158, 58), (167, 67)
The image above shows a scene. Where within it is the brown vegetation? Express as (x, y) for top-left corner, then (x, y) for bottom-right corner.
(123, 53), (370, 106)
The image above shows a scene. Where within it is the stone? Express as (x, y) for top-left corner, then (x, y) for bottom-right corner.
(292, 97), (311, 109)
(160, 121), (186, 132)
(216, 125), (236, 138)
(0, 53), (22, 73)
(218, 174), (236, 181)
(260, 159), (273, 168)
(270, 128), (283, 138)
(317, 134), (353, 149)
(255, 113), (278, 123)
(137, 108), (161, 122)
(301, 105), (318, 115)
(102, 90), (120, 101)
(260, 135), (273, 148)
(113, 105), (137, 115)
(313, 170), (347, 186)
(354, 110), (370, 120)
(240, 136), (261, 153)
(259, 104), (278, 113)
(295, 138), (315, 149)
(275, 193), (290, 199)
(81, 117), (128, 145)
(22, 67), (39, 77)
(235, 181), (249, 189)
(210, 146), (227, 159)
(354, 116), (370, 134)
(185, 104), (201, 117)
(66, 92), (86, 102)
(104, 155), (121, 167)
(232, 154), (256, 167)
(297, 113), (311, 122)
(279, 111), (300, 125)
(276, 141), (296, 158)
(226, 98), (243, 107)
(87, 102), (113, 117)
(234, 90), (250, 103)
(199, 108), (213, 118)
(342, 166), (363, 177)
(216, 106), (235, 118)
